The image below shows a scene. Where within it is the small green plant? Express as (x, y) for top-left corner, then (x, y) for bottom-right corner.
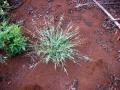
(0, 22), (27, 56)
(0, 0), (10, 21)
(33, 15), (84, 71)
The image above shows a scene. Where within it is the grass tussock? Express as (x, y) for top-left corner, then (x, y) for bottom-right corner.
(28, 15), (91, 72)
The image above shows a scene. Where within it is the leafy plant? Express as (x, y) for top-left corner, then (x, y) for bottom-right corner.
(0, 0), (10, 21)
(0, 22), (27, 56)
(32, 15), (90, 71)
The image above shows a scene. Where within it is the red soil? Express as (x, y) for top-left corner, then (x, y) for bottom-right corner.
(0, 0), (120, 90)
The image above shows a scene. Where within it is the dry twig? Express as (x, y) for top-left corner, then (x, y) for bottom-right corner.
(92, 0), (120, 29)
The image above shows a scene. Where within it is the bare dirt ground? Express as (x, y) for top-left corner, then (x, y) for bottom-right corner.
(0, 0), (120, 90)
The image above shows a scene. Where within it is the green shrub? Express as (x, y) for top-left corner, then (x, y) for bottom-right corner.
(0, 22), (27, 56)
(0, 0), (10, 21)
(34, 16), (80, 70)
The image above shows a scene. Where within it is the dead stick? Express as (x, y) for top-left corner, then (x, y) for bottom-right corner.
(76, 2), (120, 8)
(92, 0), (120, 29)
(113, 18), (120, 21)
